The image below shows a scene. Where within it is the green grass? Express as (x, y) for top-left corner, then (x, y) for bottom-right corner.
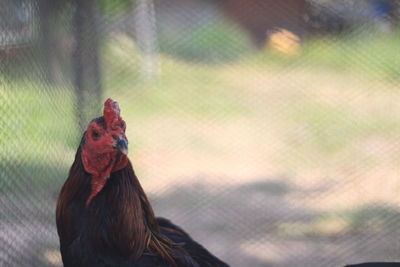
(0, 78), (76, 193)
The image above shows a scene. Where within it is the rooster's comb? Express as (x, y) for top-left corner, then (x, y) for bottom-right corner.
(103, 98), (123, 129)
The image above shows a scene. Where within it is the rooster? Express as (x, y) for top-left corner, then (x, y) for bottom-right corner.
(56, 99), (229, 267)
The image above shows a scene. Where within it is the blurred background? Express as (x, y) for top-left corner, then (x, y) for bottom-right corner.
(1, 0), (400, 266)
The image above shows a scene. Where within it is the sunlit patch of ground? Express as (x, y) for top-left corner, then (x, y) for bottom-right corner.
(43, 250), (62, 267)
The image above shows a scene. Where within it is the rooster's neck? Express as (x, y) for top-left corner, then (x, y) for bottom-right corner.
(57, 149), (178, 266)
(81, 147), (128, 204)
(86, 175), (107, 205)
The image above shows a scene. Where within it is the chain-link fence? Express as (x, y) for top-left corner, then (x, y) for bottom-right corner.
(1, 0), (400, 266)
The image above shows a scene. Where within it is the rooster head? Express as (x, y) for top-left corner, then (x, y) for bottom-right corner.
(81, 98), (129, 204)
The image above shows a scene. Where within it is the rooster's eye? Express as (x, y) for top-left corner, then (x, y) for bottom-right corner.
(92, 130), (100, 139)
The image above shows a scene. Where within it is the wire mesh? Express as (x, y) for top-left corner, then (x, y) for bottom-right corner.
(1, 0), (400, 266)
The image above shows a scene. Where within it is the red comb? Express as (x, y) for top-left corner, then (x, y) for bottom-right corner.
(103, 98), (122, 129)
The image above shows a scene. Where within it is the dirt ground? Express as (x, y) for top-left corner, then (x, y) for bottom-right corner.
(133, 120), (400, 267)
(129, 68), (400, 266)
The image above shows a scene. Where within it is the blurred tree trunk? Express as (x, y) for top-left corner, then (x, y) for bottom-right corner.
(72, 0), (103, 132)
(133, 0), (159, 81)
(38, 0), (58, 84)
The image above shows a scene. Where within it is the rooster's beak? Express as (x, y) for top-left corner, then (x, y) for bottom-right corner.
(115, 136), (128, 155)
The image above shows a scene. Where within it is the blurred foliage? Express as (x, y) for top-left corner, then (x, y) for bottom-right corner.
(158, 18), (255, 63)
(96, 0), (134, 14)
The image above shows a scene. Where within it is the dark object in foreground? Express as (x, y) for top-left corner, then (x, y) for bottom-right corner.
(346, 263), (400, 267)
(56, 99), (229, 267)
